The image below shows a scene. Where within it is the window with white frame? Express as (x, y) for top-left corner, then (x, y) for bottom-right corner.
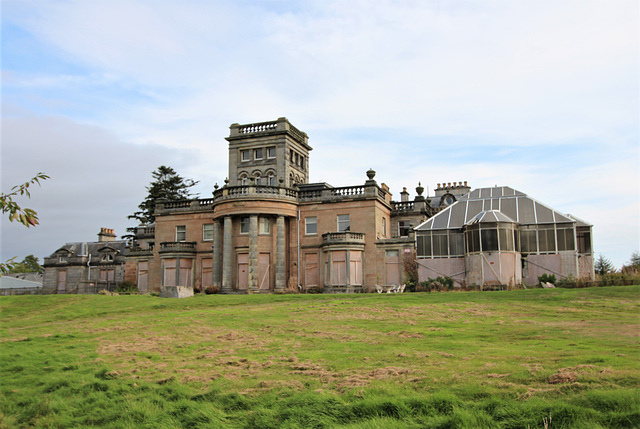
(254, 173), (261, 185)
(305, 216), (317, 235)
(267, 172), (275, 186)
(240, 217), (249, 234)
(176, 225), (186, 241)
(203, 223), (213, 241)
(259, 218), (270, 234)
(241, 150), (250, 162)
(254, 148), (263, 160)
(239, 174), (248, 185)
(267, 147), (276, 159)
(337, 214), (350, 232)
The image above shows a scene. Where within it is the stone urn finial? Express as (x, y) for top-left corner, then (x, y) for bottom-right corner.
(214, 183), (219, 190)
(416, 182), (424, 196)
(224, 177), (229, 186)
(366, 168), (376, 180)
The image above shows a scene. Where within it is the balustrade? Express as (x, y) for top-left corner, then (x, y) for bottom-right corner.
(322, 232), (365, 243)
(238, 121), (278, 134)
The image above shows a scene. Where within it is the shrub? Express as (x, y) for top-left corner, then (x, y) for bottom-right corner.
(420, 277), (454, 292)
(538, 274), (556, 286)
(115, 281), (138, 294)
(204, 286), (220, 295)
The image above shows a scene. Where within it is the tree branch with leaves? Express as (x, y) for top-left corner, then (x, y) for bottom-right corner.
(1, 173), (49, 274)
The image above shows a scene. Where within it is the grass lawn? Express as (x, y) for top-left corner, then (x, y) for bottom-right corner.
(1, 286), (639, 428)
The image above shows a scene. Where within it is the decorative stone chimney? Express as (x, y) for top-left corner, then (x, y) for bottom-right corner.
(400, 187), (410, 202)
(98, 228), (116, 242)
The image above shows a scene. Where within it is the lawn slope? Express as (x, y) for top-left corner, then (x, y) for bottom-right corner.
(1, 287), (639, 428)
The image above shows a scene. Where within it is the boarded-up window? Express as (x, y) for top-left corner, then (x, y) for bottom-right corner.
(164, 259), (177, 286)
(304, 253), (318, 287)
(259, 253), (270, 290)
(179, 259), (192, 287)
(138, 261), (148, 292)
(385, 250), (400, 284)
(331, 251), (347, 285)
(57, 270), (67, 293)
(201, 258), (213, 289)
(237, 254), (248, 290)
(350, 251), (363, 285)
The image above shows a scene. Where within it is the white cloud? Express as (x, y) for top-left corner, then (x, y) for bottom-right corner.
(1, 0), (638, 268)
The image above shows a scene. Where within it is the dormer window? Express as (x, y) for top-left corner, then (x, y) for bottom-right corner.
(101, 254), (114, 262)
(58, 254), (68, 263)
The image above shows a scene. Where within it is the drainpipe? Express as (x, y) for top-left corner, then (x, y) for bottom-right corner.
(297, 209), (301, 291)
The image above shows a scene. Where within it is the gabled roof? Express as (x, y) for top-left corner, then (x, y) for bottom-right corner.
(415, 186), (590, 231)
(465, 210), (516, 226)
(49, 241), (127, 258)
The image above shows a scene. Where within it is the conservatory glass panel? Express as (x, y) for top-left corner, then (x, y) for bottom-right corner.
(417, 234), (432, 257)
(432, 231), (448, 257)
(466, 228), (480, 253)
(556, 225), (575, 251)
(535, 202), (554, 223)
(577, 227), (591, 255)
(499, 226), (514, 251)
(538, 226), (556, 252)
(449, 231), (464, 257)
(449, 203), (466, 228)
(518, 198), (536, 224)
(481, 228), (498, 252)
(520, 227), (537, 253)
(501, 198), (518, 223)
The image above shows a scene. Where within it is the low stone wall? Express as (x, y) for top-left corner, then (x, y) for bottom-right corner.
(160, 286), (194, 298)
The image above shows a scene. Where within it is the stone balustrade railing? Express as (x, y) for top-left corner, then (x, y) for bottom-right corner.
(392, 201), (415, 212)
(238, 121), (278, 134)
(157, 183), (389, 215)
(322, 232), (365, 243)
(159, 242), (197, 252)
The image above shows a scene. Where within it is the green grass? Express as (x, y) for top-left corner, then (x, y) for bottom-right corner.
(1, 286), (639, 428)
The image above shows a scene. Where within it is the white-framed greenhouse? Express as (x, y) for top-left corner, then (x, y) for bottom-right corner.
(414, 186), (594, 288)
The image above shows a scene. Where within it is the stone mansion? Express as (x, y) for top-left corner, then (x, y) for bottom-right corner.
(44, 117), (594, 293)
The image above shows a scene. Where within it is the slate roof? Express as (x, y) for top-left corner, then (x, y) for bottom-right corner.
(415, 186), (591, 231)
(49, 241), (127, 258)
(0, 276), (43, 289)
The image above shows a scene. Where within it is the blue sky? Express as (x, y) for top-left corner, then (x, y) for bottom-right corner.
(1, 0), (638, 269)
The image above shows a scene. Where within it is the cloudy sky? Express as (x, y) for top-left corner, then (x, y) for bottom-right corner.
(1, 0), (638, 269)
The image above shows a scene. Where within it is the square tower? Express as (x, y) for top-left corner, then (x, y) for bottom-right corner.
(226, 117), (312, 187)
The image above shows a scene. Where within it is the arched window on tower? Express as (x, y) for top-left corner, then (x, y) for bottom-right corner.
(254, 172), (261, 185)
(267, 172), (276, 186)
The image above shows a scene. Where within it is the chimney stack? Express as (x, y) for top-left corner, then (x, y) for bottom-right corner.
(98, 228), (116, 242)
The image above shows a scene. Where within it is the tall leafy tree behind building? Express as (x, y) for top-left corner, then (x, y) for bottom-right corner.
(7, 255), (43, 273)
(128, 166), (198, 225)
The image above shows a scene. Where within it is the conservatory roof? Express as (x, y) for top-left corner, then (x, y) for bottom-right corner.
(415, 186), (588, 231)
(465, 210), (516, 226)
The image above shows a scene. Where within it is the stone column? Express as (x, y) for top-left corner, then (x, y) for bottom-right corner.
(212, 220), (222, 287)
(221, 216), (233, 293)
(275, 215), (286, 290)
(248, 214), (259, 291)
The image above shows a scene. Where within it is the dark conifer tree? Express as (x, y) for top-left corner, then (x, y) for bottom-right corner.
(128, 166), (198, 225)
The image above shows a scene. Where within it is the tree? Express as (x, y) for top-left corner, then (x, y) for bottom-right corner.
(1, 173), (49, 274)
(621, 251), (640, 273)
(6, 255), (43, 273)
(128, 166), (198, 225)
(594, 254), (615, 276)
